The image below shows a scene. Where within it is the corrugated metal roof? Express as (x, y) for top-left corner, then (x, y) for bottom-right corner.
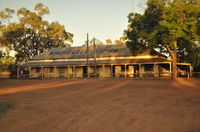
(21, 45), (170, 67)
(30, 44), (166, 60)
(21, 58), (170, 67)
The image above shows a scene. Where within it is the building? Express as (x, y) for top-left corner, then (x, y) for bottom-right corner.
(19, 44), (191, 79)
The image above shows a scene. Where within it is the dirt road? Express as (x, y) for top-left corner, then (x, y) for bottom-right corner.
(0, 79), (200, 132)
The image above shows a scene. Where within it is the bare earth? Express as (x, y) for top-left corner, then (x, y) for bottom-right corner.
(0, 79), (200, 132)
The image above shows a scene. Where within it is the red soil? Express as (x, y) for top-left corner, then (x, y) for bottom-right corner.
(0, 79), (200, 132)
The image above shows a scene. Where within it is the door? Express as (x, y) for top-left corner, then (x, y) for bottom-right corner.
(83, 66), (87, 77)
(59, 68), (65, 77)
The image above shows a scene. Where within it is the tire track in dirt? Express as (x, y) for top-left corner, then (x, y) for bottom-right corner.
(1, 80), (132, 132)
(0, 79), (96, 95)
(54, 80), (133, 132)
(1, 79), (200, 132)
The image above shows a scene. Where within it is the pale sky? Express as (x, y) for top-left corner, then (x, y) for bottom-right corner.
(0, 0), (146, 46)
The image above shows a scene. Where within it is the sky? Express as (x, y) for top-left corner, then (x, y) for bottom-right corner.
(0, 0), (146, 46)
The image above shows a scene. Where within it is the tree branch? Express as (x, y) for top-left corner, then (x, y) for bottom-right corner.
(166, 44), (173, 58)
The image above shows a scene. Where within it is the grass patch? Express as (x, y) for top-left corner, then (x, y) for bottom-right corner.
(0, 102), (14, 119)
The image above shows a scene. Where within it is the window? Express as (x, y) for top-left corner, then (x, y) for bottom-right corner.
(36, 67), (40, 73)
(144, 64), (154, 72)
(50, 67), (54, 73)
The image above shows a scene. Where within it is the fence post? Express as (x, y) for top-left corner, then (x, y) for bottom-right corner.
(110, 65), (113, 78)
(67, 66), (70, 79)
(41, 67), (44, 79)
(125, 64), (127, 79)
(17, 67), (20, 79)
(29, 67), (32, 79)
(187, 72), (190, 80)
(102, 65), (105, 78)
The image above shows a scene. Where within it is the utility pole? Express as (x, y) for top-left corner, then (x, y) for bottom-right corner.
(93, 38), (97, 78)
(86, 33), (89, 78)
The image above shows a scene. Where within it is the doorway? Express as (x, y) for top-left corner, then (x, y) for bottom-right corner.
(59, 68), (65, 77)
(83, 66), (88, 77)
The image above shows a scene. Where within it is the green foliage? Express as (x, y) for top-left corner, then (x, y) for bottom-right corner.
(0, 50), (5, 58)
(0, 47), (19, 78)
(114, 36), (127, 45)
(0, 8), (14, 25)
(0, 54), (15, 73)
(105, 36), (127, 45)
(0, 3), (73, 63)
(105, 39), (112, 45)
(89, 38), (103, 46)
(125, 0), (200, 65)
(34, 3), (50, 16)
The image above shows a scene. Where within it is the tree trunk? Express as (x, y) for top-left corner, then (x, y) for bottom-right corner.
(172, 40), (177, 79)
(166, 40), (178, 79)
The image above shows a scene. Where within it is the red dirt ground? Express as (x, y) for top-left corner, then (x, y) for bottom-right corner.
(0, 79), (200, 132)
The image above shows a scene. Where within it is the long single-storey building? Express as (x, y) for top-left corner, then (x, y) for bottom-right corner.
(19, 44), (191, 79)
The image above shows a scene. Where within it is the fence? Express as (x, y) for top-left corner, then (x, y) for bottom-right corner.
(1, 72), (200, 80)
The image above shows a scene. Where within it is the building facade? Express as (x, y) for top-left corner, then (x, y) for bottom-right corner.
(19, 45), (191, 79)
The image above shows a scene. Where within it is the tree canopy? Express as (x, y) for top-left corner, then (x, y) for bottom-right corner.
(0, 3), (73, 63)
(125, 0), (200, 76)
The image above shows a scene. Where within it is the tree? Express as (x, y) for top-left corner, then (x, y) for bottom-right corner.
(0, 50), (5, 58)
(125, 0), (200, 78)
(89, 38), (103, 46)
(0, 8), (16, 76)
(114, 36), (127, 45)
(0, 3), (73, 63)
(0, 8), (14, 28)
(105, 39), (112, 45)
(0, 8), (15, 51)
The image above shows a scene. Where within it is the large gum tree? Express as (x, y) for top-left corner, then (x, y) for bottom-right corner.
(125, 0), (200, 78)
(0, 3), (73, 64)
